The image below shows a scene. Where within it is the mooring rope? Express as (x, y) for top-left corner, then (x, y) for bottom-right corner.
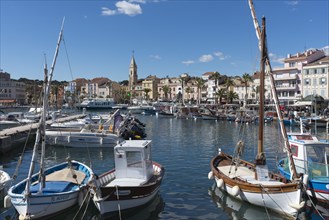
(115, 185), (122, 220)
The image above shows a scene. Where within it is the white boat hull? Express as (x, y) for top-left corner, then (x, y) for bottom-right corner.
(7, 161), (94, 219)
(218, 177), (302, 216)
(93, 186), (160, 215)
(46, 130), (119, 148)
(10, 190), (81, 219)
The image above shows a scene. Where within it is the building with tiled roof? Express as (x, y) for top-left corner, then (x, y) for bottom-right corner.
(302, 55), (329, 99)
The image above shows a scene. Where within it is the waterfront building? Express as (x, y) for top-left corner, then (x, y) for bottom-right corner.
(157, 77), (180, 101)
(142, 75), (160, 101)
(302, 56), (329, 100)
(0, 71), (26, 106)
(272, 49), (325, 106)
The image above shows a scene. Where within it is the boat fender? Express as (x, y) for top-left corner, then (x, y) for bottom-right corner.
(100, 138), (103, 145)
(67, 136), (71, 143)
(302, 174), (309, 186)
(216, 178), (224, 188)
(232, 186), (240, 197)
(4, 195), (11, 208)
(289, 201), (305, 210)
(78, 190), (84, 206)
(208, 171), (214, 180)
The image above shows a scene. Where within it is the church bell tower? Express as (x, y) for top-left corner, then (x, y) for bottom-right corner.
(128, 52), (138, 91)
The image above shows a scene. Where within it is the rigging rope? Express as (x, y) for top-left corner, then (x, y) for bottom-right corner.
(62, 37), (74, 82)
(11, 124), (33, 182)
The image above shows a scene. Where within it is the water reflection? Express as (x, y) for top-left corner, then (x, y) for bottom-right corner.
(209, 184), (296, 220)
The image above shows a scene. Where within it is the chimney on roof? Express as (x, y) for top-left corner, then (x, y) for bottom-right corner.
(287, 54), (291, 58)
(297, 52), (300, 57)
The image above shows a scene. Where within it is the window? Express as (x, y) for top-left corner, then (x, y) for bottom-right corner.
(291, 145), (298, 157)
(313, 78), (317, 86)
(314, 69), (317, 74)
(126, 151), (142, 167)
(304, 79), (310, 85)
(321, 68), (326, 74)
(304, 69), (309, 75)
(289, 62), (296, 67)
(320, 78), (327, 85)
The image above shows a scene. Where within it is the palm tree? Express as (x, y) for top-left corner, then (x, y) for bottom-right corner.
(211, 72), (221, 104)
(196, 77), (205, 105)
(226, 91), (239, 104)
(185, 86), (193, 103)
(180, 73), (190, 104)
(215, 89), (226, 106)
(143, 88), (151, 101)
(241, 73), (253, 107)
(162, 85), (171, 101)
(225, 78), (235, 91)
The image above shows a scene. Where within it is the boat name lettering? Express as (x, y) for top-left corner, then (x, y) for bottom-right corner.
(51, 195), (70, 202)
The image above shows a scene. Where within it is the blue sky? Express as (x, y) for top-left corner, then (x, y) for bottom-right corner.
(1, 0), (328, 83)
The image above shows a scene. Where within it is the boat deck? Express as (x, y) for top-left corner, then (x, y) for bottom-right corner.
(219, 165), (285, 186)
(106, 178), (146, 187)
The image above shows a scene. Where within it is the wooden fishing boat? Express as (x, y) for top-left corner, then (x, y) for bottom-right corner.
(209, 2), (307, 217)
(4, 19), (95, 219)
(89, 140), (165, 215)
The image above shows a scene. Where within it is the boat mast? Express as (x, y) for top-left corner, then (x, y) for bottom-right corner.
(25, 18), (65, 196)
(256, 18), (266, 165)
(248, 0), (298, 179)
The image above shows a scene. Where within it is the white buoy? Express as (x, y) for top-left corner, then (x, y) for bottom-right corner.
(231, 185), (240, 196)
(303, 174), (309, 185)
(4, 195), (12, 208)
(208, 171), (214, 180)
(216, 178), (224, 188)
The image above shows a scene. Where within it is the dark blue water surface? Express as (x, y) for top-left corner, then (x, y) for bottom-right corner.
(1, 112), (327, 220)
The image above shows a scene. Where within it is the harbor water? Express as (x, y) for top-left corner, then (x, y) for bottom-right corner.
(1, 112), (328, 220)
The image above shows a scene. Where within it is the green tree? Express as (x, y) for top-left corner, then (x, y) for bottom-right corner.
(144, 88), (151, 100)
(196, 77), (205, 105)
(162, 85), (171, 101)
(185, 86), (193, 102)
(241, 73), (253, 107)
(210, 72), (221, 104)
(226, 91), (239, 104)
(225, 78), (235, 91)
(215, 89), (227, 105)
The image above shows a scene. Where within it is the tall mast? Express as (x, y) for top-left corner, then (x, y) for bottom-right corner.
(248, 0), (298, 179)
(25, 18), (65, 197)
(256, 17), (266, 165)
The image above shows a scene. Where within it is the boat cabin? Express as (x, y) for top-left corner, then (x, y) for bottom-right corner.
(114, 140), (153, 185)
(287, 133), (329, 178)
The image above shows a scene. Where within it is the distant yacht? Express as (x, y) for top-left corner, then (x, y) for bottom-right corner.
(76, 98), (116, 109)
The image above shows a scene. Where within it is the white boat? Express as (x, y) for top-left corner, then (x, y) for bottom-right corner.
(5, 19), (95, 219)
(0, 110), (21, 129)
(209, 4), (306, 217)
(50, 116), (96, 130)
(89, 140), (165, 215)
(76, 98), (116, 110)
(0, 169), (11, 195)
(45, 128), (119, 148)
(278, 130), (329, 204)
